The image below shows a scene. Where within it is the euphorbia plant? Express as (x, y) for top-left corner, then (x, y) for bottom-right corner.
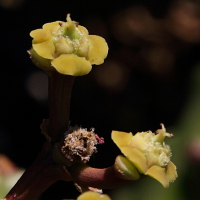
(3, 14), (177, 200)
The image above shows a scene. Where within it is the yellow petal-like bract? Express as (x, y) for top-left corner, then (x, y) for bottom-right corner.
(111, 131), (132, 148)
(29, 14), (108, 76)
(42, 21), (62, 31)
(30, 29), (51, 44)
(88, 35), (108, 65)
(51, 54), (92, 76)
(166, 161), (178, 182)
(33, 40), (55, 59)
(121, 147), (147, 174)
(145, 165), (169, 188)
(111, 124), (178, 188)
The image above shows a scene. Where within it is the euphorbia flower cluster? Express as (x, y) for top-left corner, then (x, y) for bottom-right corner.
(112, 124), (178, 188)
(29, 14), (108, 76)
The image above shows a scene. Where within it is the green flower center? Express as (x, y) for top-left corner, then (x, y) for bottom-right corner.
(51, 15), (89, 58)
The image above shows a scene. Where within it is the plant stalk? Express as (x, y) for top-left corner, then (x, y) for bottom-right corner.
(48, 70), (75, 143)
(5, 142), (72, 200)
(69, 163), (135, 189)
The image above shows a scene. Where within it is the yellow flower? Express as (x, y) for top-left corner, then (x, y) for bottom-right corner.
(111, 124), (178, 188)
(29, 14), (108, 76)
(77, 191), (111, 200)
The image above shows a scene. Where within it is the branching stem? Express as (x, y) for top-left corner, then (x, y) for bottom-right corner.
(5, 142), (72, 200)
(69, 163), (135, 189)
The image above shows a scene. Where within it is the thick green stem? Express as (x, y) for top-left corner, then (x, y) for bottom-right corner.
(48, 70), (75, 143)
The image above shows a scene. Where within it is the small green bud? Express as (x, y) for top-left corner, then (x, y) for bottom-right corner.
(112, 124), (178, 188)
(114, 155), (140, 180)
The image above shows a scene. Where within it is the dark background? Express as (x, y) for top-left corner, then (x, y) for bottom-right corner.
(1, 0), (200, 199)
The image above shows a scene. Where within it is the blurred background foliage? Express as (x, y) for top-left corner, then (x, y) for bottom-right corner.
(0, 0), (200, 199)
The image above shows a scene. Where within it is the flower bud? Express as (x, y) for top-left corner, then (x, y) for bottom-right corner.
(114, 155), (140, 180)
